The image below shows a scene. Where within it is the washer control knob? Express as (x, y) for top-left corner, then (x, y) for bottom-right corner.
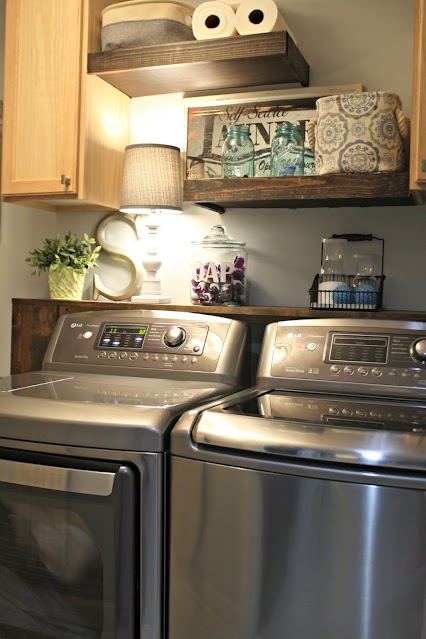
(410, 338), (426, 364)
(164, 326), (186, 348)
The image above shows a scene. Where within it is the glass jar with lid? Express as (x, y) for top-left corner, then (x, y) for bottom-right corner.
(270, 121), (305, 176)
(190, 225), (247, 306)
(221, 125), (254, 178)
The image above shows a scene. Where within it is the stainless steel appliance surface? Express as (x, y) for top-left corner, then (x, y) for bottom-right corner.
(0, 309), (247, 639)
(169, 319), (426, 639)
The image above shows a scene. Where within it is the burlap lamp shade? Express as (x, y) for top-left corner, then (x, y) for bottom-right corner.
(120, 143), (182, 214)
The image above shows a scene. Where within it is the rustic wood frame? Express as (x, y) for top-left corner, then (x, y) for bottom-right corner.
(183, 84), (363, 179)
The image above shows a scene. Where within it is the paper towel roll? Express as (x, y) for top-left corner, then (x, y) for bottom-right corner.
(235, 0), (297, 42)
(192, 1), (237, 39)
(218, 0), (245, 9)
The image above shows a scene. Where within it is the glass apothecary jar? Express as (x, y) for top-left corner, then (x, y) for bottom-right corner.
(190, 225), (247, 306)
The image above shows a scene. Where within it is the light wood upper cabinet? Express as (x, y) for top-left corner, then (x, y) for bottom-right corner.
(1, 0), (130, 211)
(410, 0), (426, 193)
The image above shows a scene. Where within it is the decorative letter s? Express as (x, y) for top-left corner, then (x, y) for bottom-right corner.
(92, 212), (144, 301)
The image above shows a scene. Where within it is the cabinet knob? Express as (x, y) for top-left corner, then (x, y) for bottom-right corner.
(61, 174), (71, 187)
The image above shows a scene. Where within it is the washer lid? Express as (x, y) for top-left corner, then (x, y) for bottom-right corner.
(186, 388), (426, 472)
(0, 371), (233, 452)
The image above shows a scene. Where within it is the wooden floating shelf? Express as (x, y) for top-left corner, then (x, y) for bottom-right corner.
(183, 172), (414, 210)
(12, 299), (426, 375)
(87, 31), (309, 97)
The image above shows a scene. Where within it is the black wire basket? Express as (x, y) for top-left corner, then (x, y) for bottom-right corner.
(309, 234), (385, 311)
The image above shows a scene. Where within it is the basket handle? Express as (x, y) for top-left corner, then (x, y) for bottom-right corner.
(395, 107), (410, 140)
(331, 233), (376, 242)
(307, 118), (317, 151)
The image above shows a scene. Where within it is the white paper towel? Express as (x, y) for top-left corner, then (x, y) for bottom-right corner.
(192, 1), (237, 39)
(235, 0), (297, 42)
(217, 0), (245, 9)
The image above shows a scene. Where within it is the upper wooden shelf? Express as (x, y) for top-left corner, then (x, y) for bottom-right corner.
(183, 172), (414, 210)
(87, 31), (309, 97)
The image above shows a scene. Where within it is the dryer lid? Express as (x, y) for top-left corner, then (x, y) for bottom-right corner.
(0, 371), (233, 452)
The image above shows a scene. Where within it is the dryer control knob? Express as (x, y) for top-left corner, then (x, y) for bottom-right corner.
(164, 326), (186, 348)
(410, 338), (426, 363)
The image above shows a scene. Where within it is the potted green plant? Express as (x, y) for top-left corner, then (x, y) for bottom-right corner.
(26, 231), (101, 300)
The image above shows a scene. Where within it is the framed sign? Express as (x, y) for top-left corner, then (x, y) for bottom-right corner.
(184, 84), (363, 179)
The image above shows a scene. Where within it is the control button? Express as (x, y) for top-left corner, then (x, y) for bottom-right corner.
(171, 355), (178, 362)
(358, 367), (368, 376)
(330, 365), (340, 374)
(181, 356), (188, 363)
(356, 409), (367, 417)
(372, 368), (382, 377)
(83, 331), (93, 339)
(401, 371), (410, 378)
(164, 326), (186, 348)
(370, 410), (381, 418)
(307, 342), (317, 351)
(191, 357), (197, 363)
(129, 353), (138, 361)
(152, 355), (159, 361)
(410, 338), (426, 364)
(328, 407), (339, 415)
(344, 366), (354, 375)
(143, 354), (150, 360)
(388, 370), (397, 377)
(193, 345), (201, 353)
(342, 409), (352, 416)
(162, 355), (168, 361)
(108, 352), (117, 359)
(118, 352), (127, 360)
(98, 351), (106, 359)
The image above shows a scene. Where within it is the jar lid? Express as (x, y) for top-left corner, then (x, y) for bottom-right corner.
(191, 225), (246, 248)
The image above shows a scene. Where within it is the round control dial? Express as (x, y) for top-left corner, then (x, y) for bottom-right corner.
(164, 326), (187, 348)
(410, 338), (426, 364)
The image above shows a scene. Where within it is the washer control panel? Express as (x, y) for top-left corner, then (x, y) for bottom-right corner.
(42, 310), (247, 378)
(262, 319), (426, 396)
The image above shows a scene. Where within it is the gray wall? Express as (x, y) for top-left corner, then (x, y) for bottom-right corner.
(1, 0), (424, 377)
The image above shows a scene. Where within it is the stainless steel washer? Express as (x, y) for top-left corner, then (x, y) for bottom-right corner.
(0, 309), (247, 639)
(169, 319), (426, 639)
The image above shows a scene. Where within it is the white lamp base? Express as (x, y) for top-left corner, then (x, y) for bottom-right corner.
(132, 294), (171, 304)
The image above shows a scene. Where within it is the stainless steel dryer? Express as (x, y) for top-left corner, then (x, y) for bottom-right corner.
(169, 319), (426, 639)
(0, 309), (247, 639)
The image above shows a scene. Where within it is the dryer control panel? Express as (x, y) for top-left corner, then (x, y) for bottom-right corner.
(257, 319), (426, 397)
(42, 310), (247, 382)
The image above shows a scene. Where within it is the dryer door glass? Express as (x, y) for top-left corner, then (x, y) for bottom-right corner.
(0, 452), (137, 639)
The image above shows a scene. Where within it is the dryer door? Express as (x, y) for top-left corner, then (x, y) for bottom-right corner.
(0, 451), (137, 639)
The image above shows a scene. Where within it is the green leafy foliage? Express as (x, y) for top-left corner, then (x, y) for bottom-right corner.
(26, 232), (101, 276)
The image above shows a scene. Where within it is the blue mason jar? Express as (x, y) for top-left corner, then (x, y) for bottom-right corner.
(221, 125), (254, 178)
(271, 121), (305, 176)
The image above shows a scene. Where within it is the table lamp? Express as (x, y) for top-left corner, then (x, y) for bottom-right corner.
(120, 143), (182, 303)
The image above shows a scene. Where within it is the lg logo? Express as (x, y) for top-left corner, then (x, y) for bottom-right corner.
(71, 323), (83, 329)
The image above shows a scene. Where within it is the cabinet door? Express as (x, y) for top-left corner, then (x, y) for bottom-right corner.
(410, 0), (426, 191)
(1, 0), (82, 196)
